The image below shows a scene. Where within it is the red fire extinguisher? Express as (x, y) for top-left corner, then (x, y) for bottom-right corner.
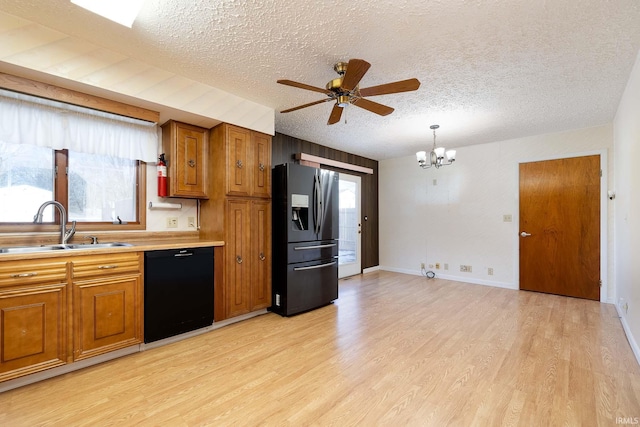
(157, 153), (167, 197)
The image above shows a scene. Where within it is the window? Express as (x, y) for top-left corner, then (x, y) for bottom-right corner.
(0, 142), (144, 229)
(0, 84), (157, 231)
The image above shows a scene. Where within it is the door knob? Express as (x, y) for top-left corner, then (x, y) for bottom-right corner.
(520, 231), (532, 237)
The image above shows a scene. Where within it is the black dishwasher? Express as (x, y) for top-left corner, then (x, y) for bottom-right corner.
(144, 247), (214, 343)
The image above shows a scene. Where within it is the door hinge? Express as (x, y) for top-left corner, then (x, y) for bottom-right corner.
(599, 280), (602, 287)
(600, 169), (603, 177)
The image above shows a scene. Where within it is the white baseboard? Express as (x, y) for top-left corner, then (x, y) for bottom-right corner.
(616, 304), (640, 367)
(379, 266), (517, 290)
(363, 265), (380, 274)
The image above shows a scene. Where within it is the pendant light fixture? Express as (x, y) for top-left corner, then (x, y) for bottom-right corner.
(416, 125), (456, 169)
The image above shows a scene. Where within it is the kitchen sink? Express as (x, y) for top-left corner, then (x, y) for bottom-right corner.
(0, 244), (68, 254)
(65, 242), (133, 249)
(0, 242), (132, 254)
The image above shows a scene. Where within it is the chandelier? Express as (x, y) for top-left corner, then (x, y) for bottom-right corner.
(416, 125), (456, 169)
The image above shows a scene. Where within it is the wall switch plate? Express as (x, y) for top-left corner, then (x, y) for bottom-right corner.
(460, 265), (472, 273)
(166, 217), (178, 228)
(503, 214), (513, 222)
(488, 267), (494, 275)
(435, 263), (440, 269)
(444, 263), (448, 270)
(420, 262), (425, 269)
(188, 216), (195, 228)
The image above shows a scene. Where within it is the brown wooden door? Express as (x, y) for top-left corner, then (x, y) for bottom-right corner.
(519, 155), (600, 300)
(251, 200), (271, 310)
(225, 126), (252, 197)
(225, 199), (251, 317)
(250, 132), (271, 198)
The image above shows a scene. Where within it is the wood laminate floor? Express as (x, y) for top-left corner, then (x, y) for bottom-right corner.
(1, 271), (639, 426)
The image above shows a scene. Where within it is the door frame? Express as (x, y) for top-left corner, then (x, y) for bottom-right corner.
(515, 149), (608, 302)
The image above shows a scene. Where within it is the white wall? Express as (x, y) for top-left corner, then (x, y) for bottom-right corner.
(380, 124), (614, 299)
(613, 49), (640, 361)
(144, 164), (199, 232)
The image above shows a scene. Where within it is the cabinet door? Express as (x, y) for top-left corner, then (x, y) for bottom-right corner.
(72, 253), (142, 361)
(73, 274), (142, 361)
(162, 120), (209, 199)
(251, 200), (272, 310)
(250, 132), (271, 198)
(225, 199), (252, 317)
(226, 126), (252, 197)
(0, 283), (67, 382)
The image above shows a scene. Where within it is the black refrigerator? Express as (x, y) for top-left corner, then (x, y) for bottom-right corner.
(271, 163), (339, 316)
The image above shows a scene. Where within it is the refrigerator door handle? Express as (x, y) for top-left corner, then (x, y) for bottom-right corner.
(314, 173), (322, 235)
(293, 243), (337, 250)
(293, 261), (337, 271)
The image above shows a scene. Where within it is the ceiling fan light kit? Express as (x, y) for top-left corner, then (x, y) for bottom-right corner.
(416, 125), (456, 169)
(277, 58), (421, 125)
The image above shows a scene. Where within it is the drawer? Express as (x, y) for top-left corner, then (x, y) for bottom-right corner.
(72, 253), (141, 279)
(0, 259), (68, 288)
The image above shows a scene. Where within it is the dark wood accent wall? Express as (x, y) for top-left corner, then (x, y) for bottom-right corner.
(272, 132), (379, 270)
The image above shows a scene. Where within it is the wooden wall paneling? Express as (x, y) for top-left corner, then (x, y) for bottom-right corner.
(271, 133), (379, 269)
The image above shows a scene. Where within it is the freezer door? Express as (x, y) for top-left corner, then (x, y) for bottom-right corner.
(283, 258), (338, 315)
(287, 240), (339, 264)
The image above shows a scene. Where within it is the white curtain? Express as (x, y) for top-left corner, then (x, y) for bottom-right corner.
(0, 89), (158, 162)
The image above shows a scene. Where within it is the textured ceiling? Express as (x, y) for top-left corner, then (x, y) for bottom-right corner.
(1, 0), (640, 160)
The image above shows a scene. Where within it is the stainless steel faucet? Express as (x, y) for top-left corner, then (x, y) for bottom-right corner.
(33, 201), (77, 244)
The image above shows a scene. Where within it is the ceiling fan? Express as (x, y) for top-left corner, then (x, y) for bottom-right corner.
(277, 58), (421, 125)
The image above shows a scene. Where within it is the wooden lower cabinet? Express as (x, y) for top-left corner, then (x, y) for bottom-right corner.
(72, 253), (143, 361)
(225, 199), (272, 318)
(0, 259), (68, 382)
(0, 253), (143, 383)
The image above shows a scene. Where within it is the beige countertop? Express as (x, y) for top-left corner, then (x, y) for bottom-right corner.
(0, 239), (224, 262)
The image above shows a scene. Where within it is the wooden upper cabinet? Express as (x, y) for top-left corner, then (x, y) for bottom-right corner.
(161, 120), (209, 199)
(226, 126), (252, 197)
(251, 132), (271, 198)
(213, 123), (271, 198)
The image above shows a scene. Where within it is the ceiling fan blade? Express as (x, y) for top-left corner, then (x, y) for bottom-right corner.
(351, 98), (394, 116)
(359, 78), (421, 97)
(327, 104), (343, 125)
(277, 79), (332, 95)
(341, 59), (371, 91)
(281, 98), (332, 113)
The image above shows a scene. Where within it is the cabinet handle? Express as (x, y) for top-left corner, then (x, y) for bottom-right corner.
(10, 272), (38, 278)
(188, 159), (196, 167)
(236, 255), (243, 264)
(259, 252), (266, 261)
(98, 265), (118, 269)
(258, 163), (265, 172)
(236, 160), (243, 169)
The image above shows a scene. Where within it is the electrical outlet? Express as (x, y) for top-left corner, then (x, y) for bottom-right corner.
(428, 264), (434, 268)
(624, 303), (629, 314)
(488, 267), (494, 275)
(420, 262), (425, 269)
(435, 263), (440, 269)
(444, 263), (448, 270)
(460, 265), (472, 273)
(166, 217), (178, 228)
(188, 216), (196, 228)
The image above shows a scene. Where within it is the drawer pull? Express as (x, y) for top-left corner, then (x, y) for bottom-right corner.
(236, 255), (243, 264)
(10, 272), (38, 278)
(258, 162), (265, 172)
(188, 159), (196, 167)
(236, 160), (243, 169)
(259, 252), (266, 261)
(98, 265), (118, 270)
